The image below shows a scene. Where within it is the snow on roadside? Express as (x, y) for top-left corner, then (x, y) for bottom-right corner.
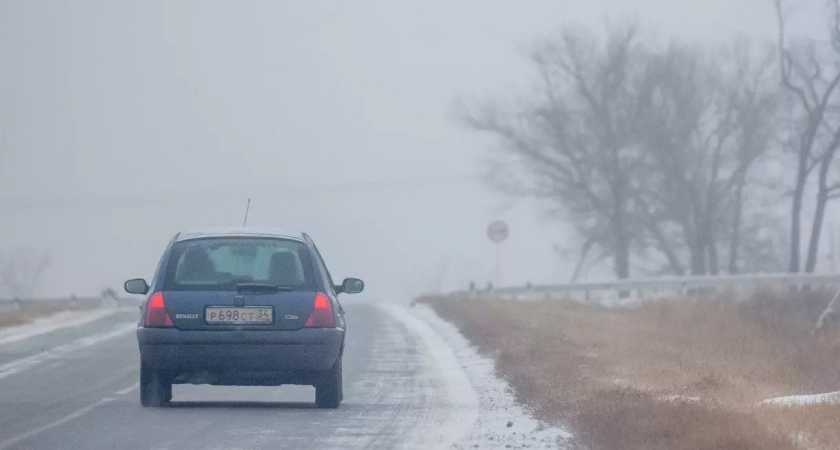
(760, 391), (840, 407)
(658, 394), (702, 403)
(409, 303), (574, 449)
(0, 302), (134, 346)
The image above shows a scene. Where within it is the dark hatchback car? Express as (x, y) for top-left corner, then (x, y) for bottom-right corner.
(123, 227), (364, 408)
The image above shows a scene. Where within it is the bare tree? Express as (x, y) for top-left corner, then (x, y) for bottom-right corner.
(635, 43), (724, 275)
(719, 40), (782, 273)
(774, 0), (840, 273)
(459, 25), (784, 280)
(554, 235), (610, 282)
(456, 25), (649, 279)
(634, 40), (780, 275)
(0, 248), (51, 298)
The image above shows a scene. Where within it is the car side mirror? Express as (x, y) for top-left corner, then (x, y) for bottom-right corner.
(124, 278), (150, 295)
(339, 278), (364, 294)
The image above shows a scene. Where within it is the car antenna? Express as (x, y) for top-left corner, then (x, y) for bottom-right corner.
(243, 198), (251, 226)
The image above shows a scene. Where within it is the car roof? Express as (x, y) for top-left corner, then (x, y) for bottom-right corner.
(174, 227), (307, 243)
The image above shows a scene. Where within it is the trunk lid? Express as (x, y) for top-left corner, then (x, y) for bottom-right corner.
(162, 289), (316, 331)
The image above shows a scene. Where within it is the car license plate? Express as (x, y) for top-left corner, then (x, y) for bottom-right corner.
(205, 306), (273, 324)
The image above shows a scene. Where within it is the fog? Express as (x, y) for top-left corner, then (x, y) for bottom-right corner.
(0, 1), (822, 299)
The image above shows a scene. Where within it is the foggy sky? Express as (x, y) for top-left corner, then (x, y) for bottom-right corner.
(0, 1), (822, 299)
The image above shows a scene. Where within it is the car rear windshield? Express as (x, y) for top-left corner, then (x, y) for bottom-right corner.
(163, 237), (316, 291)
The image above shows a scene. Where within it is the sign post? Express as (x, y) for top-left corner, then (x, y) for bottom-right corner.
(486, 220), (509, 287)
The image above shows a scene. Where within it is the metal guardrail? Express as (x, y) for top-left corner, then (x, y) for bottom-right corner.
(449, 272), (840, 303)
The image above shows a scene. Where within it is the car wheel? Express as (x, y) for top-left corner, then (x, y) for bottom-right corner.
(163, 382), (173, 403)
(140, 361), (170, 407)
(315, 356), (342, 408)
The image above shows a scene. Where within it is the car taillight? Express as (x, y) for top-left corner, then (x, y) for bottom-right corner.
(304, 292), (335, 328)
(144, 292), (174, 328)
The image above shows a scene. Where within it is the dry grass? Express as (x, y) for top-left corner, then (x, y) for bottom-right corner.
(420, 289), (840, 450)
(0, 298), (102, 328)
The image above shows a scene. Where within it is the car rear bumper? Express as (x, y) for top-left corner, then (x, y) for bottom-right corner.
(137, 327), (344, 373)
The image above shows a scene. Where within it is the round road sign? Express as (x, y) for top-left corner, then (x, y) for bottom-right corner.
(487, 220), (509, 243)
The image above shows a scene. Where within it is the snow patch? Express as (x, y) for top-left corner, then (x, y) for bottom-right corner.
(376, 303), (480, 449)
(0, 302), (133, 346)
(658, 395), (701, 403)
(405, 303), (574, 449)
(760, 391), (840, 407)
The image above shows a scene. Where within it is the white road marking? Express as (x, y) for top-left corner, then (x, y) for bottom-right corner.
(115, 381), (140, 395)
(0, 307), (134, 346)
(0, 397), (115, 450)
(0, 323), (135, 380)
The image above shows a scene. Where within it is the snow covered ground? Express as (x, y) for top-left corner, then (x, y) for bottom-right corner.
(760, 391), (840, 407)
(0, 301), (134, 346)
(382, 302), (574, 449)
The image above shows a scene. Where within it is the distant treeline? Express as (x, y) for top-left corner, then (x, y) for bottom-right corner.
(458, 1), (840, 279)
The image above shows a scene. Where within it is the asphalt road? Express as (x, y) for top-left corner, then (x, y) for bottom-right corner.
(0, 302), (468, 449)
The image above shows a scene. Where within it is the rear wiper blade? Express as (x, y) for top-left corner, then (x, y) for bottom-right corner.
(235, 283), (293, 292)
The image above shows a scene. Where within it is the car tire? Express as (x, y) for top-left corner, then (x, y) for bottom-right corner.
(315, 356), (342, 409)
(140, 361), (170, 407)
(163, 382), (173, 403)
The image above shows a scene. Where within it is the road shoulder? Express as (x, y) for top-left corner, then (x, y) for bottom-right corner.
(377, 302), (573, 449)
